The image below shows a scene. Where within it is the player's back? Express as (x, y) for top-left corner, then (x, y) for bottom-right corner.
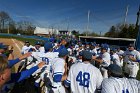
(126, 78), (140, 93)
(101, 52), (111, 66)
(70, 62), (103, 93)
(111, 53), (121, 66)
(101, 77), (140, 93)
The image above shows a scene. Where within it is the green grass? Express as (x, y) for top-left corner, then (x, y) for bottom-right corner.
(0, 35), (43, 45)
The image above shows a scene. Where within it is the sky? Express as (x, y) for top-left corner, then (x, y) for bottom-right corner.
(0, 0), (139, 34)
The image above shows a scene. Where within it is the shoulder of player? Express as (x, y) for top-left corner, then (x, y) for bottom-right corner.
(87, 63), (101, 72)
(70, 63), (77, 69)
(103, 52), (110, 56)
(53, 57), (65, 63)
(133, 50), (140, 54)
(102, 78), (112, 86)
(45, 52), (54, 56)
(113, 54), (119, 58)
(128, 78), (140, 84)
(102, 77), (119, 84)
(71, 62), (82, 68)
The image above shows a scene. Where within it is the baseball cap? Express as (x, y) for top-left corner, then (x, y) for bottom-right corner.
(49, 37), (55, 42)
(107, 64), (122, 76)
(58, 48), (69, 57)
(0, 44), (7, 49)
(90, 42), (96, 46)
(82, 50), (92, 60)
(44, 42), (53, 51)
(35, 41), (41, 45)
(85, 42), (90, 45)
(110, 48), (117, 52)
(128, 44), (135, 48)
(25, 41), (29, 43)
(101, 44), (109, 50)
(101, 46), (108, 50)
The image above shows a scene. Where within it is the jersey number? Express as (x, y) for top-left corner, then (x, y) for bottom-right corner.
(122, 89), (129, 93)
(42, 57), (49, 64)
(76, 71), (90, 88)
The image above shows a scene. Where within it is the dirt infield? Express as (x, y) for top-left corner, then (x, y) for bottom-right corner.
(0, 38), (24, 71)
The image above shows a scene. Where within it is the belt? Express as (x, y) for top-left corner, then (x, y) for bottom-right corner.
(127, 63), (134, 65)
(127, 62), (139, 65)
(49, 85), (57, 88)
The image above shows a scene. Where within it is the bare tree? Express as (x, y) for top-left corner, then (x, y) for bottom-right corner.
(0, 11), (11, 33)
(16, 20), (35, 35)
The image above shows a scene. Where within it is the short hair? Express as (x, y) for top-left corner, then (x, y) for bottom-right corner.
(0, 55), (8, 74)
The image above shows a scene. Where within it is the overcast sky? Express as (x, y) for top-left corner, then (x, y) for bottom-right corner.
(0, 0), (139, 34)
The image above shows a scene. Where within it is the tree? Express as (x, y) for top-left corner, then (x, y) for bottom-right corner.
(71, 30), (79, 35)
(118, 26), (128, 38)
(80, 31), (99, 36)
(104, 26), (117, 37)
(104, 24), (137, 39)
(0, 11), (11, 33)
(16, 20), (35, 35)
(9, 20), (17, 34)
(90, 32), (100, 36)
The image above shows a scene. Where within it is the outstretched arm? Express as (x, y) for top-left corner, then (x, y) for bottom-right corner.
(7, 62), (45, 83)
(8, 52), (31, 68)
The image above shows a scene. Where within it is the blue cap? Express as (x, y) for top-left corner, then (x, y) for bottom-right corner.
(25, 41), (29, 43)
(49, 38), (55, 42)
(0, 44), (7, 49)
(110, 48), (117, 52)
(82, 50), (92, 60)
(107, 64), (122, 75)
(92, 43), (96, 47)
(85, 42), (90, 45)
(44, 42), (53, 51)
(101, 44), (109, 50)
(35, 41), (41, 45)
(128, 44), (135, 48)
(58, 48), (69, 57)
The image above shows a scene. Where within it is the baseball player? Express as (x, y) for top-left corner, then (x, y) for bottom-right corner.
(116, 47), (124, 67)
(116, 47), (124, 56)
(93, 45), (110, 78)
(49, 48), (68, 93)
(21, 41), (33, 54)
(123, 44), (140, 78)
(28, 41), (45, 53)
(64, 50), (103, 93)
(101, 64), (140, 93)
(110, 49), (121, 67)
(90, 43), (97, 56)
(28, 42), (58, 90)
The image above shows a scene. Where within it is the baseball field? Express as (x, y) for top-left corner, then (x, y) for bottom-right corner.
(0, 37), (140, 80)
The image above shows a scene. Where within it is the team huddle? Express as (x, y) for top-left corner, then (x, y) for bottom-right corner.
(0, 38), (140, 93)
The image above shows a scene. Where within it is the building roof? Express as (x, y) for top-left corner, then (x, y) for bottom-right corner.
(34, 27), (58, 34)
(79, 36), (136, 41)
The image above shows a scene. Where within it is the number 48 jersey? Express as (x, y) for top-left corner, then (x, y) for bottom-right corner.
(65, 62), (103, 93)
